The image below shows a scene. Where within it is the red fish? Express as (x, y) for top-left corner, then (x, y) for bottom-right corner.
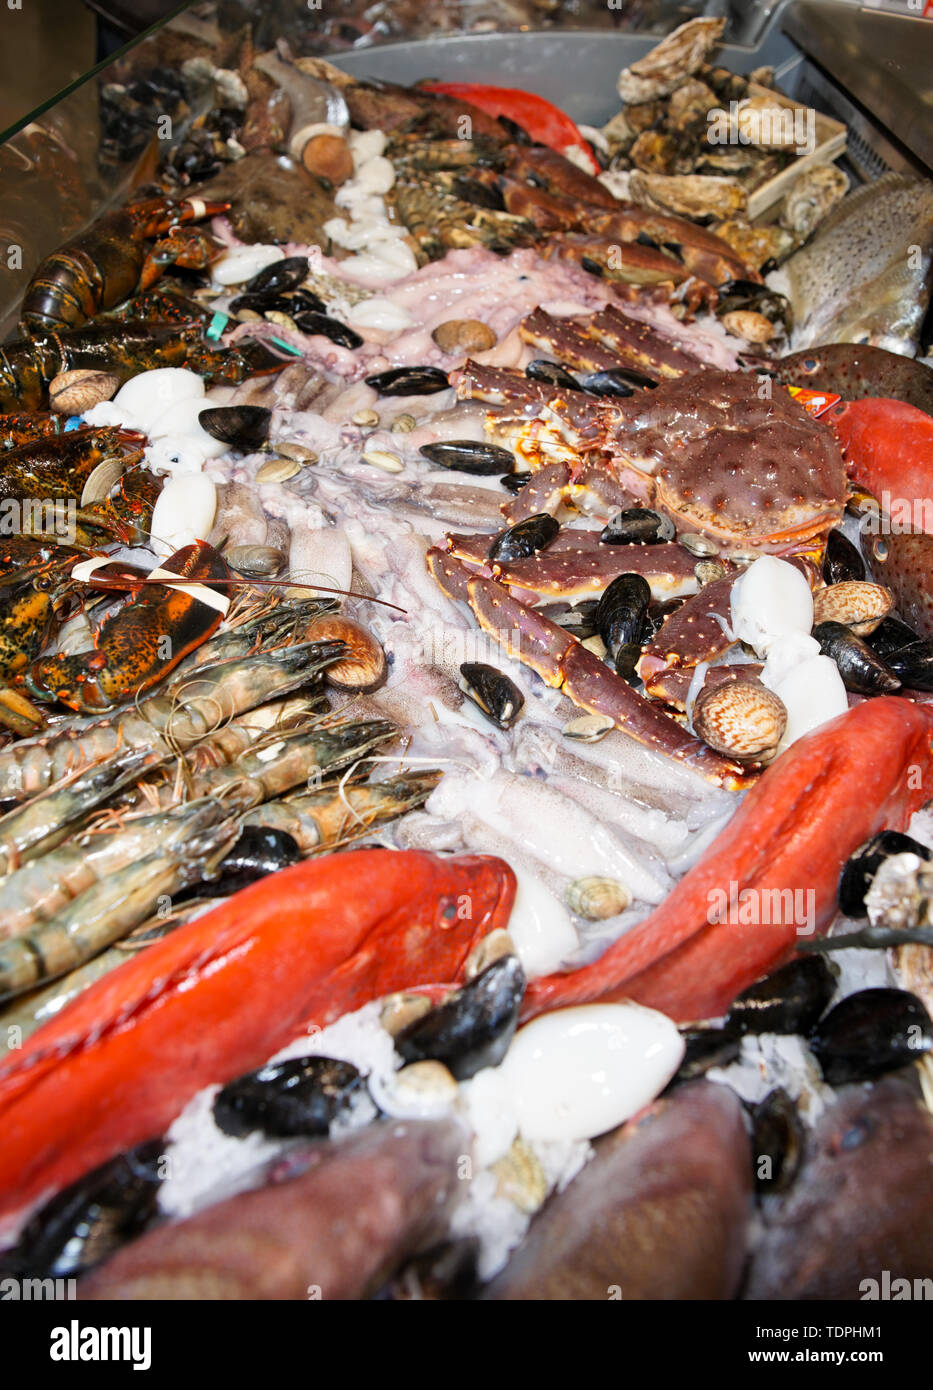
(827, 396), (933, 536)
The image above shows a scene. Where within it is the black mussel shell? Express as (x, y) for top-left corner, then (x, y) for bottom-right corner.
(499, 472), (532, 493)
(595, 572), (651, 664)
(750, 1088), (804, 1195)
(243, 255), (310, 298)
(673, 1025), (741, 1081)
(885, 640), (933, 692)
(537, 599), (598, 639)
(293, 312), (363, 349)
(838, 829), (932, 918)
(192, 826), (301, 900)
(198, 404), (272, 452)
(286, 287), (327, 315)
(643, 596), (686, 641)
(809, 987), (933, 1085)
(487, 512), (559, 564)
(812, 621), (901, 695)
(525, 359), (581, 391)
(459, 662), (525, 728)
(867, 615), (922, 659)
(600, 506), (675, 545)
(395, 955), (526, 1080)
(822, 529), (866, 585)
(365, 366), (450, 396)
(213, 1056), (364, 1139)
(726, 955), (836, 1037)
(717, 279), (790, 328)
(419, 440), (515, 475)
(376, 1238), (482, 1301)
(0, 1139), (164, 1280)
(583, 366), (657, 392)
(579, 369), (637, 398)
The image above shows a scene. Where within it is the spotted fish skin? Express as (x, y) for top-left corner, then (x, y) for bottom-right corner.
(778, 173), (933, 356)
(870, 530), (933, 641)
(772, 345), (933, 420)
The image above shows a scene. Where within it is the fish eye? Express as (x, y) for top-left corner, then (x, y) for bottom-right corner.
(803, 358), (817, 370)
(873, 538), (888, 562)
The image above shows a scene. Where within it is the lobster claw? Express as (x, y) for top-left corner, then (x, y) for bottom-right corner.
(139, 225), (225, 292)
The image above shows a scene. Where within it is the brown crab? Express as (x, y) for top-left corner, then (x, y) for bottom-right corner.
(426, 310), (844, 784)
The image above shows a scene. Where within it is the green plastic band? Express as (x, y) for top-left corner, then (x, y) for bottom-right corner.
(269, 336), (304, 357)
(206, 311), (229, 342)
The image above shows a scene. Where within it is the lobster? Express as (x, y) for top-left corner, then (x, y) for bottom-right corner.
(0, 320), (287, 412)
(25, 539), (233, 714)
(19, 195), (229, 335)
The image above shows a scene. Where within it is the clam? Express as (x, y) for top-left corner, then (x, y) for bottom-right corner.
(351, 408), (380, 428)
(490, 1138), (548, 1215)
(394, 955), (526, 1081)
(80, 456), (124, 507)
(370, 1060), (460, 1118)
(307, 615), (387, 692)
(812, 580), (894, 636)
(809, 987), (933, 1086)
(379, 992), (434, 1038)
(563, 713), (614, 743)
(487, 513), (559, 564)
(364, 366), (450, 396)
(459, 662), (524, 729)
(812, 621), (901, 695)
(198, 405), (272, 452)
(695, 559), (727, 585)
(48, 369), (120, 416)
(213, 1055), (364, 1138)
(432, 319), (497, 354)
(255, 457), (302, 484)
(680, 532), (719, 558)
(692, 680), (787, 761)
(566, 876), (632, 920)
(465, 929), (517, 981)
(275, 441), (319, 465)
(361, 448), (404, 473)
(419, 440), (515, 476)
(391, 414), (417, 434)
(225, 544), (287, 577)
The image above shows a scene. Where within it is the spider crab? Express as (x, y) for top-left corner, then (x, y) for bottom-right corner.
(427, 304), (847, 787)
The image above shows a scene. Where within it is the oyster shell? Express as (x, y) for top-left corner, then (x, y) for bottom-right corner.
(781, 165), (849, 239)
(617, 17), (726, 104)
(629, 171), (746, 222)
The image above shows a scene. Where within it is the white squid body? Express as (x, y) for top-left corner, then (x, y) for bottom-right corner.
(149, 474), (218, 558)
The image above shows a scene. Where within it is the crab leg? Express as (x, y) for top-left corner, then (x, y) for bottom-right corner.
(463, 568), (747, 787)
(0, 849), (515, 1229)
(523, 698), (933, 1023)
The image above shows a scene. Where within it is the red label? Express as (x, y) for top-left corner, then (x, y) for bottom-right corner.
(784, 385), (842, 418)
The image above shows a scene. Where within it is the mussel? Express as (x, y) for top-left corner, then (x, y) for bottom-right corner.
(0, 1139), (164, 1279)
(198, 404), (272, 452)
(294, 312), (363, 349)
(242, 255), (310, 298)
(600, 507), (675, 545)
(537, 599), (598, 639)
(838, 829), (933, 918)
(812, 621), (901, 695)
(364, 366), (450, 396)
(525, 359), (581, 391)
(419, 440), (515, 476)
(726, 955), (836, 1037)
(188, 826), (301, 900)
(213, 1055), (365, 1139)
(586, 366), (657, 392)
(394, 955), (526, 1081)
(499, 472), (532, 493)
(674, 1025), (741, 1081)
(867, 617), (933, 692)
(459, 662), (525, 729)
(486, 512), (559, 564)
(868, 615), (922, 659)
(595, 572), (651, 676)
(809, 987), (933, 1085)
(750, 1088), (804, 1195)
(822, 528), (866, 585)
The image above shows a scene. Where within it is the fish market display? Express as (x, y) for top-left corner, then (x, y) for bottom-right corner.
(0, 9), (932, 1306)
